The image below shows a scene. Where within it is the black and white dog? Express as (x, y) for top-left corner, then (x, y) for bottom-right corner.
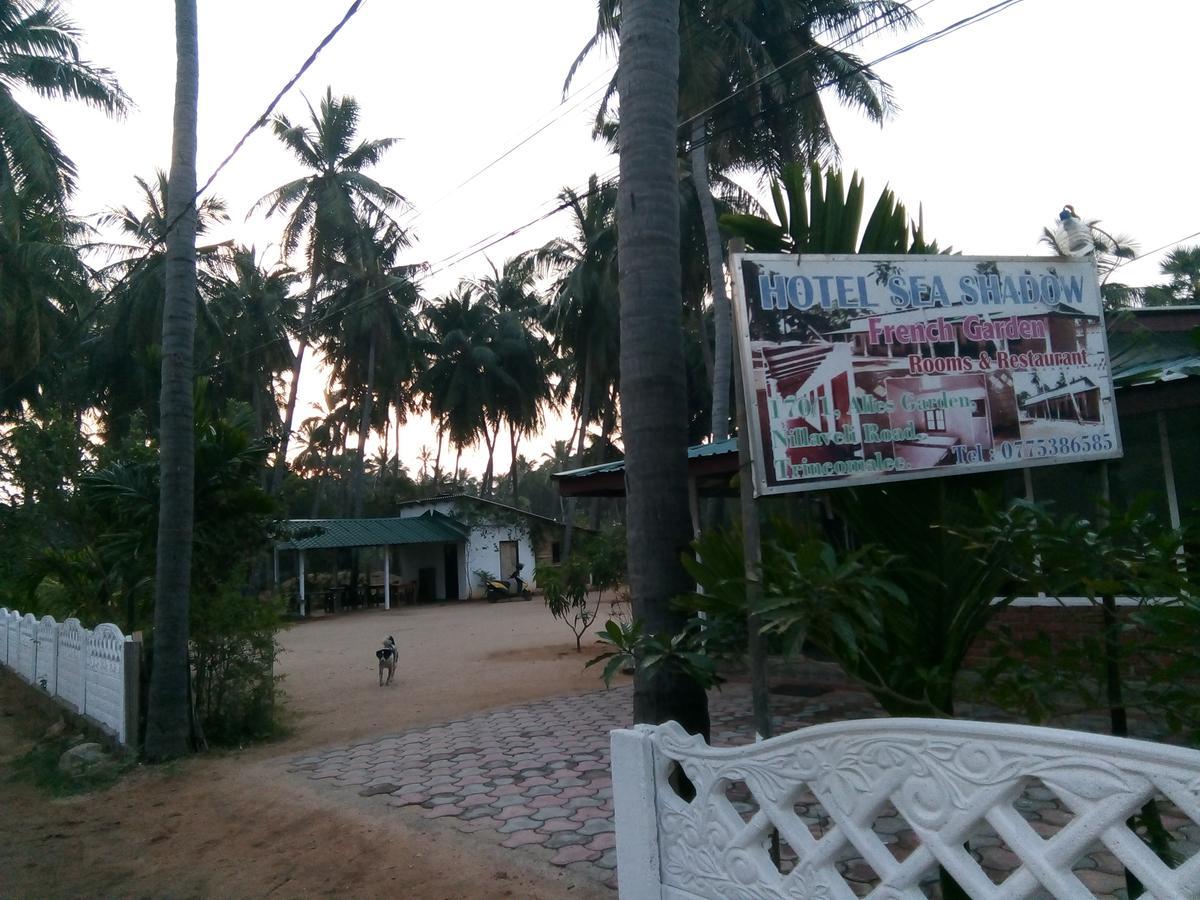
(376, 636), (397, 686)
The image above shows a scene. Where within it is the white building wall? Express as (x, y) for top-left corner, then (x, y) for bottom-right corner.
(398, 499), (537, 599)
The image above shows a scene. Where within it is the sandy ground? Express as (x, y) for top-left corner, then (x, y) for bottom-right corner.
(0, 598), (626, 899)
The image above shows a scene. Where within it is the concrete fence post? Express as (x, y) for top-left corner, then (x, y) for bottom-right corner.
(611, 726), (664, 899)
(123, 637), (141, 752)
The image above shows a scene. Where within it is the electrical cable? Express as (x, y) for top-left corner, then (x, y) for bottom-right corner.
(0, 0), (371, 404)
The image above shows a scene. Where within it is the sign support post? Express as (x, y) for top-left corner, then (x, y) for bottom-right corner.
(729, 240), (772, 744)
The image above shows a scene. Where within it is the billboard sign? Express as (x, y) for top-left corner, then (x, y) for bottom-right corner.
(730, 254), (1123, 497)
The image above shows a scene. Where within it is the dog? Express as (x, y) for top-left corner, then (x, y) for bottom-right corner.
(376, 636), (397, 686)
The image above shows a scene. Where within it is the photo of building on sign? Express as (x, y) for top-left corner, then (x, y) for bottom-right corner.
(731, 255), (1122, 495)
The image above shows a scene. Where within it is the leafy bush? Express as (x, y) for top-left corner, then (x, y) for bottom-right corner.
(537, 557), (598, 652)
(190, 576), (284, 747)
(587, 618), (721, 690)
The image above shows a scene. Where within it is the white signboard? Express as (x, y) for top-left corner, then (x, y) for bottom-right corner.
(730, 254), (1123, 496)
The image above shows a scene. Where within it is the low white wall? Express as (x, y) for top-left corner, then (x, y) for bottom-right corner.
(0, 607), (138, 746)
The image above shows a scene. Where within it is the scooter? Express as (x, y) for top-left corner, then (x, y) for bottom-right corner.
(486, 566), (532, 602)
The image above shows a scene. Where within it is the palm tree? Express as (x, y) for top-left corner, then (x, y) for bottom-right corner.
(1143, 245), (1200, 306)
(91, 172), (228, 438)
(206, 245), (300, 443)
(0, 0), (129, 203)
(252, 88), (408, 494)
(618, 0), (709, 738)
(317, 213), (421, 517)
(0, 184), (90, 414)
(570, 0), (915, 442)
(418, 285), (509, 492)
(473, 255), (555, 501)
(145, 0), (199, 762)
(537, 177), (619, 548)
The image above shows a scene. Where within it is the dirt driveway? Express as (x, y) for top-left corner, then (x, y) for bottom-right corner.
(0, 599), (624, 899)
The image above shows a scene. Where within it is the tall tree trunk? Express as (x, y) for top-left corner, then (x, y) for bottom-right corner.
(509, 426), (520, 506)
(269, 269), (318, 495)
(618, 0), (709, 739)
(433, 427), (443, 489)
(394, 401), (402, 478)
(350, 330), (377, 518)
(145, 0), (199, 761)
(690, 121), (731, 442)
(561, 358), (593, 558)
(480, 420), (499, 498)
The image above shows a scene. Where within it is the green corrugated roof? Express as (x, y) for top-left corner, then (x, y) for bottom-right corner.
(275, 512), (467, 551)
(553, 438), (738, 480)
(1109, 327), (1200, 386)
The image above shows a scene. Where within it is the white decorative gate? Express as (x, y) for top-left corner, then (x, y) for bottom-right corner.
(16, 613), (37, 683)
(84, 623), (128, 743)
(55, 617), (86, 714)
(34, 615), (58, 694)
(612, 718), (1200, 899)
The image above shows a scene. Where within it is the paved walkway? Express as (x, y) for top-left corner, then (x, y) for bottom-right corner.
(287, 684), (1199, 897)
(287, 683), (873, 889)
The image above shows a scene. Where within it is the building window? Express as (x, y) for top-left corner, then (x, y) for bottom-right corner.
(924, 409), (946, 432)
(551, 541), (562, 564)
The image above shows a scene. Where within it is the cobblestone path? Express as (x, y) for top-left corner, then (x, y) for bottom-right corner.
(287, 684), (1199, 897)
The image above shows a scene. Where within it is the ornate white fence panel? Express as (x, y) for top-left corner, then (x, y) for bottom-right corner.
(612, 718), (1200, 900)
(0, 609), (136, 747)
(84, 623), (128, 744)
(16, 613), (37, 683)
(55, 617), (86, 714)
(34, 615), (58, 694)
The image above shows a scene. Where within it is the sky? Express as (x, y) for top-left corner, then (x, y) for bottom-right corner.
(31, 0), (1200, 478)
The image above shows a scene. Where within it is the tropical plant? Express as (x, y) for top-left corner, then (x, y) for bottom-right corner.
(537, 177), (619, 455)
(252, 87), (408, 492)
(0, 185), (91, 413)
(587, 618), (721, 691)
(569, 0), (916, 442)
(1136, 245), (1200, 307)
(537, 176), (618, 549)
(722, 163), (944, 255)
(316, 212), (421, 516)
(205, 245), (300, 443)
(418, 285), (501, 485)
(537, 558), (599, 652)
(91, 171), (229, 438)
(0, 0), (129, 203)
(145, 0), (200, 761)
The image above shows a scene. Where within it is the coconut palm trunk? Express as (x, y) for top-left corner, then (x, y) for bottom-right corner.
(145, 0), (199, 761)
(509, 426), (520, 505)
(269, 271), (317, 494)
(561, 357), (592, 558)
(690, 121), (732, 441)
(618, 0), (709, 738)
(350, 329), (377, 518)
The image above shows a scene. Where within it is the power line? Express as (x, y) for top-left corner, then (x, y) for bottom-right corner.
(399, 66), (617, 228)
(2, 0), (370, 404)
(230, 0), (990, 347)
(423, 0), (1016, 287)
(143, 0), (1023, 384)
(1112, 230), (1200, 272)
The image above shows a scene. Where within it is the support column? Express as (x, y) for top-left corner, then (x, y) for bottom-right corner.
(384, 546), (391, 610)
(1158, 412), (1182, 530)
(298, 550), (307, 618)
